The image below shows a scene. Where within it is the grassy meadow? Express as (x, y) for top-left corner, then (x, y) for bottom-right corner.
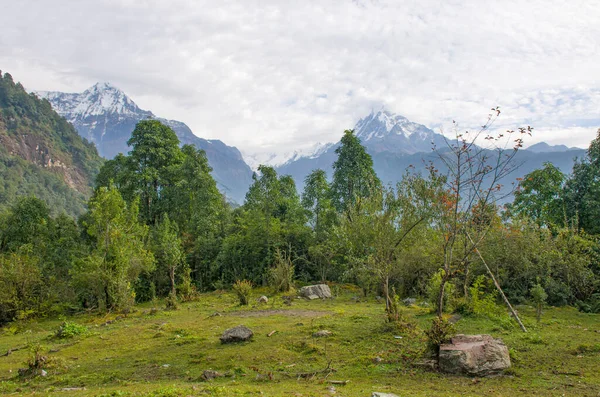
(1, 286), (599, 397)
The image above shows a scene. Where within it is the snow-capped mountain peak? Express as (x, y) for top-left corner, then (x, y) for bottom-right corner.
(37, 82), (143, 123)
(354, 108), (431, 141)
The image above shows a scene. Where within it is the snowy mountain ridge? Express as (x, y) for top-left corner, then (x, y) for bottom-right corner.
(38, 82), (143, 122)
(243, 141), (335, 171)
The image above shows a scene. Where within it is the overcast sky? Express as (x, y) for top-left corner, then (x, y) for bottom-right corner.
(1, 0), (599, 157)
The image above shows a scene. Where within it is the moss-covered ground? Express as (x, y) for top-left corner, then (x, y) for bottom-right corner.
(1, 285), (599, 396)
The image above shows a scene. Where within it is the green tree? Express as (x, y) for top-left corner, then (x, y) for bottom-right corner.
(126, 120), (183, 225)
(510, 162), (565, 228)
(0, 196), (50, 252)
(564, 129), (600, 234)
(0, 245), (44, 324)
(151, 214), (184, 298)
(330, 130), (381, 216)
(302, 169), (336, 241)
(340, 172), (435, 318)
(217, 166), (309, 285)
(73, 186), (154, 311)
(431, 111), (529, 332)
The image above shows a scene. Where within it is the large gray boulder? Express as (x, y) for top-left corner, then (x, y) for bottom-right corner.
(439, 334), (511, 376)
(220, 325), (254, 344)
(299, 284), (332, 299)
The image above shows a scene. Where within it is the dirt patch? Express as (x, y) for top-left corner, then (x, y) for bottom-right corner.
(227, 309), (331, 318)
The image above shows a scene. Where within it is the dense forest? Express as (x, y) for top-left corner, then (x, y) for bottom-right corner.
(1, 80), (599, 331)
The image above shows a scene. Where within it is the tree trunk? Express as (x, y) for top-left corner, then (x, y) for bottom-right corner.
(463, 262), (470, 298)
(437, 274), (447, 319)
(384, 276), (391, 314)
(169, 266), (176, 297)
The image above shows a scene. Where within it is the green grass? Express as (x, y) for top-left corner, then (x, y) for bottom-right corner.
(1, 286), (599, 396)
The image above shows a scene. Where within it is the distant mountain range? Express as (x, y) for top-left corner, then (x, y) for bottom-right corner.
(38, 83), (253, 203)
(34, 82), (587, 204)
(276, 109), (586, 196)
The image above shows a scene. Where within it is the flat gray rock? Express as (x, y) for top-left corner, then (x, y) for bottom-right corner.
(299, 284), (332, 299)
(372, 392), (399, 397)
(439, 334), (511, 376)
(220, 325), (254, 344)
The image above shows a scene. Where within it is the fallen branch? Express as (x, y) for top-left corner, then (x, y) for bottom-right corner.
(2, 346), (26, 357)
(327, 380), (349, 385)
(267, 330), (277, 337)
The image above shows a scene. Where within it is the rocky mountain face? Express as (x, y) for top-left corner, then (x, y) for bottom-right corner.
(38, 83), (253, 203)
(0, 72), (104, 216)
(276, 109), (584, 195)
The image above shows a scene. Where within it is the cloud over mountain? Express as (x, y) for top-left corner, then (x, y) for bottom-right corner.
(2, 1), (599, 158)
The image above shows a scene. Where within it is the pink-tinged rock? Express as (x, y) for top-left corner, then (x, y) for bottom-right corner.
(439, 334), (511, 376)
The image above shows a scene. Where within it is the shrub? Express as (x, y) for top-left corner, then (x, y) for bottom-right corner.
(424, 317), (455, 357)
(544, 278), (572, 307)
(232, 280), (252, 306)
(576, 293), (600, 313)
(469, 276), (504, 318)
(165, 292), (178, 310)
(529, 282), (547, 322)
(55, 321), (88, 339)
(269, 248), (295, 293)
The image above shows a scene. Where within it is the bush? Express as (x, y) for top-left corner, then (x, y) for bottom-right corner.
(269, 248), (295, 293)
(544, 278), (572, 307)
(165, 292), (178, 310)
(530, 282), (547, 322)
(426, 270), (455, 313)
(470, 276), (504, 318)
(55, 321), (88, 338)
(576, 293), (600, 313)
(232, 280), (252, 306)
(424, 317), (455, 357)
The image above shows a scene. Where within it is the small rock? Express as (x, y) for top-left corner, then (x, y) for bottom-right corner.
(307, 294), (320, 300)
(403, 297), (416, 306)
(299, 284), (332, 299)
(313, 330), (333, 338)
(162, 364), (170, 368)
(449, 314), (462, 324)
(220, 325), (254, 343)
(202, 369), (223, 381)
(257, 295), (269, 304)
(40, 369), (47, 377)
(372, 356), (383, 363)
(372, 393), (399, 397)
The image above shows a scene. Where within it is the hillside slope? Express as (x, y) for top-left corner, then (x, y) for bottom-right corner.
(0, 71), (103, 216)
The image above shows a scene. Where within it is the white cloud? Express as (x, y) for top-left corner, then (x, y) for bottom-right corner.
(1, 0), (599, 156)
